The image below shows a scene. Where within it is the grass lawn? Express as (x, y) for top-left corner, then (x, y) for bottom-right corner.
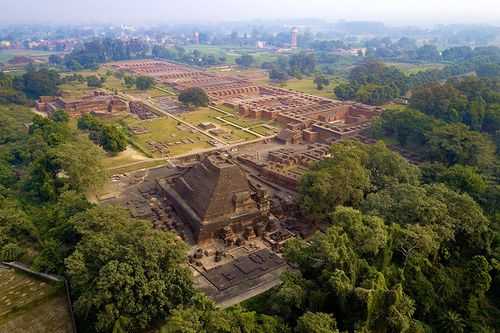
(123, 116), (213, 157)
(221, 114), (265, 128)
(105, 160), (167, 174)
(264, 76), (346, 99)
(178, 107), (225, 124)
(178, 107), (259, 142)
(276, 78), (337, 98)
(249, 124), (280, 136)
(58, 82), (95, 99)
(100, 146), (150, 169)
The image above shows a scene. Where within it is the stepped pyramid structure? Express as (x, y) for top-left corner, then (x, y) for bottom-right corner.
(159, 154), (269, 243)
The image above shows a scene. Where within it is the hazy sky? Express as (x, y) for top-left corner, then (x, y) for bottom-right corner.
(2, 0), (500, 26)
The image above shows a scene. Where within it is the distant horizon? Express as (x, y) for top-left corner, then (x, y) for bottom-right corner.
(1, 19), (499, 31)
(2, 0), (500, 27)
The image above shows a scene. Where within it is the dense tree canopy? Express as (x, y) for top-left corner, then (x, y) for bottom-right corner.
(235, 54), (255, 68)
(300, 141), (419, 221)
(161, 296), (288, 333)
(66, 206), (195, 333)
(14, 67), (61, 99)
(78, 114), (128, 154)
(335, 61), (407, 105)
(63, 38), (149, 70)
(135, 75), (155, 90)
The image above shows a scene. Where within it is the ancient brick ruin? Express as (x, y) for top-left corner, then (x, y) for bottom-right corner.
(110, 59), (383, 143)
(238, 143), (331, 191)
(157, 154), (271, 243)
(36, 91), (128, 117)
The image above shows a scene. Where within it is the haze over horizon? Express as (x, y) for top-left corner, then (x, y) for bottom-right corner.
(2, 0), (500, 26)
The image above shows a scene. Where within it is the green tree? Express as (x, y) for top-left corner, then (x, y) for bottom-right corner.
(334, 83), (356, 101)
(123, 75), (136, 88)
(235, 54), (255, 68)
(421, 163), (487, 198)
(314, 75), (330, 90)
(296, 312), (339, 333)
(66, 206), (195, 333)
(300, 142), (370, 220)
(410, 84), (467, 122)
(17, 67), (61, 98)
(50, 109), (69, 123)
(53, 136), (106, 192)
(86, 75), (105, 88)
(135, 76), (155, 90)
(426, 123), (495, 168)
(438, 311), (466, 333)
(365, 141), (420, 191)
(161, 294), (288, 333)
(178, 87), (209, 108)
(269, 68), (289, 82)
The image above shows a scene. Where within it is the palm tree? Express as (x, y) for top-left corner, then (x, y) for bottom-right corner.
(439, 311), (466, 333)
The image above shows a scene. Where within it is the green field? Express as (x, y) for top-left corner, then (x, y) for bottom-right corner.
(250, 124), (280, 136)
(124, 116), (213, 157)
(0, 49), (62, 64)
(384, 62), (446, 75)
(59, 68), (168, 100)
(178, 107), (259, 142)
(270, 77), (342, 98)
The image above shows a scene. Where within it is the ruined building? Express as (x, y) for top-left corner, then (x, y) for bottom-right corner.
(158, 155), (270, 243)
(35, 91), (128, 117)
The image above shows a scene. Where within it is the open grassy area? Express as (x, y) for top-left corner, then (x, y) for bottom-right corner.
(272, 77), (340, 98)
(106, 160), (167, 175)
(100, 146), (150, 169)
(220, 113), (265, 128)
(178, 107), (259, 142)
(0, 268), (72, 333)
(58, 82), (95, 99)
(0, 49), (62, 64)
(123, 116), (213, 157)
(382, 103), (414, 112)
(384, 62), (446, 75)
(249, 124), (280, 136)
(59, 67), (168, 100)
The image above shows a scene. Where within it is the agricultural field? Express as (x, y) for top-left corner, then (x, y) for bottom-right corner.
(0, 49), (62, 64)
(384, 61), (446, 74)
(0, 268), (73, 333)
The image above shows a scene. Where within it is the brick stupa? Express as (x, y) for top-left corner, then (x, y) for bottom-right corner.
(159, 154), (268, 243)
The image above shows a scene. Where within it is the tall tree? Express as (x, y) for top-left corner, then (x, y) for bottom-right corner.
(66, 206), (195, 333)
